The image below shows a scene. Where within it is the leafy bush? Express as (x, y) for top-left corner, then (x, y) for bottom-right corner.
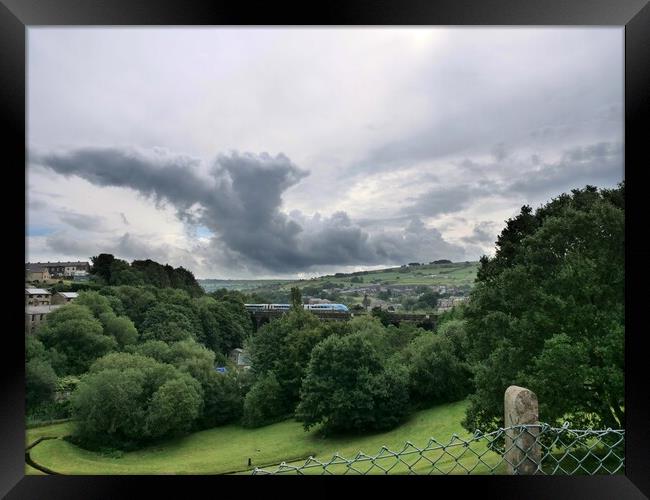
(401, 333), (472, 407)
(295, 334), (409, 434)
(199, 370), (245, 428)
(242, 372), (286, 428)
(26, 358), (57, 409)
(71, 353), (203, 449)
(37, 304), (117, 375)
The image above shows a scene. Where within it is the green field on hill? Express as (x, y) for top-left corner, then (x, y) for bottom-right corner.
(198, 262), (479, 295)
(26, 399), (505, 475)
(280, 262), (479, 290)
(198, 279), (293, 293)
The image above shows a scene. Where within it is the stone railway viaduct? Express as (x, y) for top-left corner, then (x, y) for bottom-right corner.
(248, 309), (437, 331)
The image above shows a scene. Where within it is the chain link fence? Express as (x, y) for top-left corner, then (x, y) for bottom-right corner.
(251, 423), (624, 475)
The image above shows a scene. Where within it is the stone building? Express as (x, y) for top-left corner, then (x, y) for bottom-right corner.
(51, 291), (79, 304)
(25, 288), (51, 306)
(26, 265), (51, 282)
(25, 304), (62, 334)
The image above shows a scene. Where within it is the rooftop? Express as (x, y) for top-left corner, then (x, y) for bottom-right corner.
(27, 261), (90, 267)
(57, 292), (79, 298)
(25, 288), (50, 295)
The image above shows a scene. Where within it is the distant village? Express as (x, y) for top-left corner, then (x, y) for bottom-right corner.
(25, 261), (90, 334)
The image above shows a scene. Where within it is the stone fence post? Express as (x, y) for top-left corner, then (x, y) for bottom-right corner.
(504, 385), (541, 474)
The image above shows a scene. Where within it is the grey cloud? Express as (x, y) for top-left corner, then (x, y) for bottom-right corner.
(492, 142), (509, 162)
(58, 211), (107, 231)
(46, 229), (201, 271)
(507, 141), (623, 197)
(46, 232), (95, 257)
(401, 184), (490, 218)
(120, 212), (130, 225)
(461, 221), (498, 245)
(28, 198), (47, 211)
(35, 147), (468, 272)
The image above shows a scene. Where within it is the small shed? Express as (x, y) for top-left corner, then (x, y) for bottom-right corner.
(229, 348), (251, 368)
(51, 291), (79, 305)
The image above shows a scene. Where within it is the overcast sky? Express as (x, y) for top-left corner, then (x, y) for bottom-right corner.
(26, 27), (624, 279)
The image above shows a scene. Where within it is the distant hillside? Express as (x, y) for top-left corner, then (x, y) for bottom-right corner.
(198, 262), (479, 297)
(278, 261), (479, 291)
(198, 278), (293, 293)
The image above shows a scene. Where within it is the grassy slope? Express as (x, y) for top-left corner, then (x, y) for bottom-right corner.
(27, 400), (504, 475)
(273, 262), (479, 292)
(197, 263), (479, 294)
(26, 421), (74, 448)
(198, 279), (293, 292)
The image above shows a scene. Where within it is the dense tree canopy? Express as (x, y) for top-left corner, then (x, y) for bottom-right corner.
(71, 353), (204, 449)
(140, 304), (200, 343)
(90, 255), (204, 296)
(246, 309), (330, 415)
(462, 183), (624, 432)
(295, 333), (409, 434)
(195, 296), (250, 355)
(37, 304), (117, 376)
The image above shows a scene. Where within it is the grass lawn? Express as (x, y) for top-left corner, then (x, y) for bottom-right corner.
(26, 421), (75, 448)
(27, 399), (505, 475)
(24, 463), (47, 475)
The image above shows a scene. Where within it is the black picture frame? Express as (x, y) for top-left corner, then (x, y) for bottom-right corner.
(2, 0), (648, 498)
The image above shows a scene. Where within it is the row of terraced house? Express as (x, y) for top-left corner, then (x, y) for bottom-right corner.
(25, 261), (91, 282)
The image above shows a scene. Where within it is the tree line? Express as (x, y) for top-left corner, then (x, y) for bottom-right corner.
(25, 182), (624, 449)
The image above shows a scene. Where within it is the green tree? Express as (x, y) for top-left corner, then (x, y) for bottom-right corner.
(246, 309), (322, 412)
(198, 370), (245, 428)
(99, 313), (139, 347)
(462, 183), (624, 432)
(401, 333), (472, 407)
(140, 303), (198, 343)
(416, 290), (440, 310)
(290, 287), (302, 309)
(37, 304), (117, 375)
(74, 291), (114, 319)
(241, 372), (286, 428)
(112, 286), (157, 329)
(26, 358), (58, 410)
(145, 376), (203, 438)
(90, 253), (115, 283)
(109, 259), (144, 286)
(295, 333), (409, 434)
(195, 296), (249, 355)
(72, 353), (203, 449)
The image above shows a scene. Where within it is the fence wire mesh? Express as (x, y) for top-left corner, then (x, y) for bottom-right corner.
(251, 423), (624, 475)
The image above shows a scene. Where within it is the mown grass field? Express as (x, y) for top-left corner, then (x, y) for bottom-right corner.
(26, 400), (505, 475)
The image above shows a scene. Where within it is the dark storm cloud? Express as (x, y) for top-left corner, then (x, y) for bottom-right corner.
(34, 148), (207, 211)
(34, 147), (468, 272)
